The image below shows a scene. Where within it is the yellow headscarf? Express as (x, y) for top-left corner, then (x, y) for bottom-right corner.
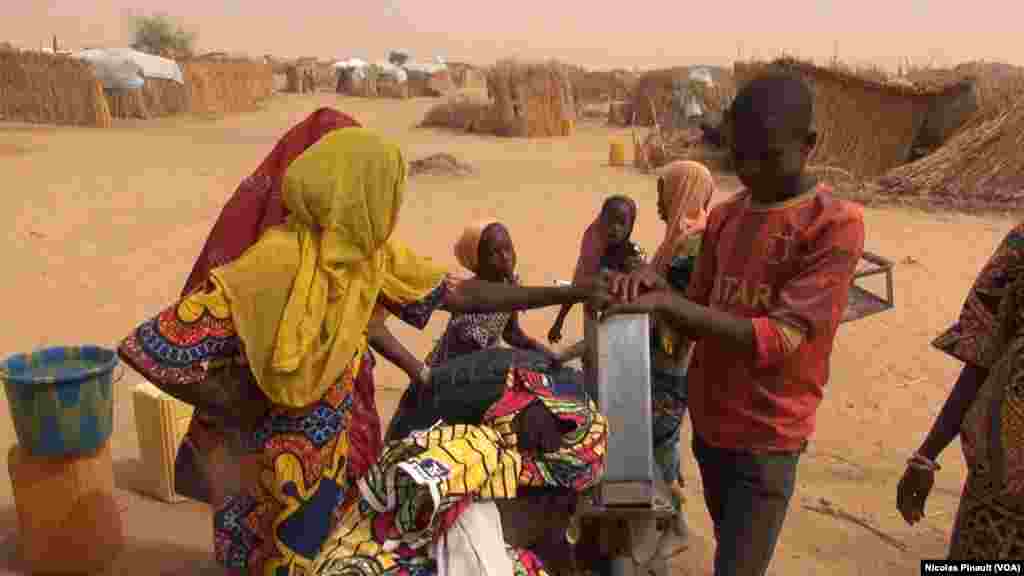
(453, 218), (499, 274)
(209, 128), (447, 407)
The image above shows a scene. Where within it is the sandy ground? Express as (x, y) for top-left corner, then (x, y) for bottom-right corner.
(0, 93), (1015, 575)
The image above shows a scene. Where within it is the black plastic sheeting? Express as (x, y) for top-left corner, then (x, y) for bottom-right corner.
(384, 348), (589, 443)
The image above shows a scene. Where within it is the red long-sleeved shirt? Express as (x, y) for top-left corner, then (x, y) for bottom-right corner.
(686, 184), (865, 452)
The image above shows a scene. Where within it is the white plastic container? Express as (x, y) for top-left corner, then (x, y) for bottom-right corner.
(132, 381), (193, 503)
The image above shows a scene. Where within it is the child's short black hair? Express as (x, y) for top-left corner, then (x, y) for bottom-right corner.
(729, 72), (814, 142)
(600, 195), (636, 217)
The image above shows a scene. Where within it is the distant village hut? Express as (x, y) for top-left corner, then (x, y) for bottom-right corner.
(375, 61), (409, 99)
(334, 58), (374, 96)
(734, 57), (980, 179)
(405, 61), (454, 97)
(485, 59), (577, 138)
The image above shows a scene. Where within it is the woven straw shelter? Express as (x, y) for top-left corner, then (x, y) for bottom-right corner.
(733, 58), (976, 179)
(608, 100), (633, 126)
(104, 78), (188, 119)
(106, 59), (273, 119)
(447, 63), (487, 92)
(420, 93), (491, 132)
(335, 66), (377, 97)
(569, 66), (638, 104)
(376, 76), (409, 99)
(630, 66), (734, 127)
(407, 68), (454, 97)
(285, 60), (316, 93)
(485, 59), (576, 138)
(911, 79), (978, 158)
(875, 94), (1024, 204)
(0, 50), (112, 127)
(905, 61), (1024, 135)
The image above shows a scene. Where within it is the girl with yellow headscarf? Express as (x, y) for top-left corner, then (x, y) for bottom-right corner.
(118, 128), (606, 576)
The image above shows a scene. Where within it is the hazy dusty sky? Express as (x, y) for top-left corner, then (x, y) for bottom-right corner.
(7, 1), (1022, 71)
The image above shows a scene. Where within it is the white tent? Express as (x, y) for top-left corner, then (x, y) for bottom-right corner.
(387, 49), (409, 65)
(75, 48), (184, 90)
(333, 58), (368, 69)
(375, 60), (407, 83)
(333, 58), (369, 80)
(76, 53), (144, 90)
(688, 67), (714, 87)
(684, 94), (704, 118)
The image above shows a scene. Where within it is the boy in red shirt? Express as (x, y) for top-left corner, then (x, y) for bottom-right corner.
(606, 72), (865, 576)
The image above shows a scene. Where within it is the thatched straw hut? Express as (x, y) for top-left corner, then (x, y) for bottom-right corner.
(377, 76), (409, 99)
(267, 57), (289, 75)
(608, 100), (634, 126)
(911, 79), (978, 159)
(285, 66), (299, 93)
(335, 65), (377, 97)
(485, 59), (576, 138)
(406, 68), (454, 97)
(630, 66), (734, 126)
(569, 67), (638, 104)
(0, 49), (113, 127)
(733, 58), (975, 179)
(904, 61), (1024, 135)
(447, 62), (487, 92)
(285, 60), (316, 93)
(875, 94), (1024, 205)
(104, 78), (189, 119)
(311, 61), (338, 91)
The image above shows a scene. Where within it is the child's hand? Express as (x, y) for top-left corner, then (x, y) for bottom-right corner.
(602, 291), (667, 318)
(547, 320), (564, 344)
(609, 264), (666, 301)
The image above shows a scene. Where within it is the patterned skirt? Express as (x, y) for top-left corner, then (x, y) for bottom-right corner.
(949, 471), (1024, 559)
(652, 369), (688, 494)
(174, 353), (384, 576)
(313, 368), (608, 575)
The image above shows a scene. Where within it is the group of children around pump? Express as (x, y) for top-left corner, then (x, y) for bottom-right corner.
(117, 70), (868, 576)
(367, 70), (866, 575)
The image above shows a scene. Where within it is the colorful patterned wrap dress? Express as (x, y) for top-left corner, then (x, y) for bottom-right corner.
(650, 233), (701, 505)
(932, 222), (1024, 559)
(313, 367), (609, 576)
(118, 278), (450, 576)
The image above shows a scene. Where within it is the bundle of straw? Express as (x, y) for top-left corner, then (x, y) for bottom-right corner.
(420, 94), (490, 131)
(486, 59), (576, 138)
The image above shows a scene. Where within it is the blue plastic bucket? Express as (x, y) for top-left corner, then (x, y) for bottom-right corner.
(1, 345), (120, 457)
